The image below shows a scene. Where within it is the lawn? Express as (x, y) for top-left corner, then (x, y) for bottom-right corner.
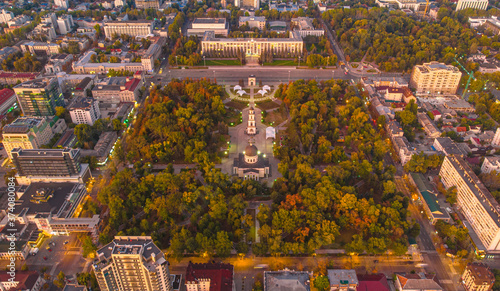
(256, 100), (280, 111)
(264, 60), (298, 66)
(196, 59), (242, 66)
(367, 69), (377, 73)
(351, 63), (359, 68)
(262, 108), (287, 127)
(224, 109), (243, 126)
(225, 100), (248, 111)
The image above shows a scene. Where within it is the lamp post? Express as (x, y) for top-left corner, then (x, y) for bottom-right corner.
(168, 70), (171, 81)
(175, 55), (178, 67)
(288, 70), (290, 83)
(203, 55), (206, 67)
(213, 70), (215, 82)
(298, 56), (301, 67)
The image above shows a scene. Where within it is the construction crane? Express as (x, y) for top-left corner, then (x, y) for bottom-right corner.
(453, 55), (475, 98)
(424, 0), (430, 15)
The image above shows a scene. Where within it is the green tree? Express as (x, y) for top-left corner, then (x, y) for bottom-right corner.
(74, 124), (93, 144)
(314, 275), (330, 291)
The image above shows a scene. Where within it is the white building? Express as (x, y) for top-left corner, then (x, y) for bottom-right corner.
(115, 0), (125, 6)
(54, 0), (69, 8)
(482, 156), (500, 174)
(292, 17), (324, 37)
(69, 97), (101, 126)
(57, 15), (74, 35)
(103, 20), (154, 38)
(187, 18), (229, 37)
(0, 10), (14, 24)
(7, 14), (30, 28)
(456, 0), (488, 10)
(246, 106), (256, 135)
(235, 0), (259, 8)
(93, 236), (172, 291)
(239, 16), (266, 30)
(492, 128), (500, 147)
(440, 155), (500, 253)
(141, 37), (166, 72)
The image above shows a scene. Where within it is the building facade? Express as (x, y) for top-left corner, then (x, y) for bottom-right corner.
(292, 17), (324, 37)
(234, 0), (259, 9)
(0, 88), (17, 114)
(482, 157), (500, 174)
(14, 77), (64, 116)
(187, 18), (229, 37)
(93, 236), (172, 291)
(2, 117), (53, 159)
(185, 262), (234, 291)
(201, 31), (303, 57)
(11, 148), (82, 177)
(0, 10), (13, 24)
(54, 0), (69, 8)
(104, 21), (154, 38)
(69, 97), (101, 125)
(410, 62), (462, 95)
(92, 76), (142, 104)
(461, 263), (495, 291)
(239, 16), (266, 30)
(57, 15), (74, 35)
(456, 0), (488, 10)
(20, 41), (60, 56)
(135, 0), (162, 8)
(439, 155), (500, 252)
(141, 37), (166, 72)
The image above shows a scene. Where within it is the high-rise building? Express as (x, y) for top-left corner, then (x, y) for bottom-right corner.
(492, 128), (500, 147)
(103, 20), (154, 38)
(57, 15), (74, 35)
(410, 61), (462, 95)
(93, 236), (172, 291)
(54, 0), (69, 9)
(2, 117), (53, 159)
(0, 10), (14, 24)
(456, 0), (488, 10)
(439, 155), (500, 252)
(69, 97), (101, 125)
(14, 77), (64, 116)
(461, 263), (495, 291)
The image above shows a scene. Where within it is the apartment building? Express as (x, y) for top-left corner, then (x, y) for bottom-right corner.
(19, 41), (60, 56)
(292, 17), (324, 37)
(0, 9), (13, 24)
(461, 263), (495, 291)
(93, 236), (172, 291)
(30, 23), (57, 41)
(439, 155), (500, 252)
(7, 14), (30, 28)
(57, 15), (75, 35)
(69, 97), (101, 125)
(410, 62), (462, 95)
(103, 20), (154, 38)
(2, 117), (53, 158)
(263, 269), (310, 291)
(433, 137), (465, 157)
(54, 0), (69, 9)
(239, 16), (266, 30)
(481, 157), (500, 174)
(201, 31), (303, 57)
(393, 136), (415, 165)
(457, 0), (488, 10)
(187, 18), (229, 37)
(235, 0), (259, 9)
(14, 77), (64, 116)
(417, 112), (441, 138)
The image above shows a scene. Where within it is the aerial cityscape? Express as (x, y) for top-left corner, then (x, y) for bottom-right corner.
(1, 0), (500, 289)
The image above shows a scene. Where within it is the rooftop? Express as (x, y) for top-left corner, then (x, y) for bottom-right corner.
(14, 77), (55, 89)
(465, 262), (495, 286)
(194, 18), (226, 24)
(434, 137), (465, 156)
(327, 269), (358, 287)
(357, 274), (390, 291)
(11, 147), (79, 158)
(0, 88), (15, 106)
(3, 117), (46, 134)
(70, 97), (96, 111)
(75, 77), (92, 91)
(63, 284), (88, 291)
(0, 271), (40, 289)
(410, 172), (449, 219)
(396, 273), (443, 291)
(264, 269), (311, 291)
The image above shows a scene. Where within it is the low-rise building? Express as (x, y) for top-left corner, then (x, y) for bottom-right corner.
(433, 137), (465, 157)
(63, 284), (88, 291)
(291, 17), (324, 37)
(239, 16), (266, 30)
(30, 23), (57, 41)
(386, 120), (404, 141)
(327, 269), (358, 291)
(393, 136), (415, 165)
(103, 20), (154, 38)
(444, 99), (475, 112)
(0, 271), (44, 291)
(461, 262), (495, 291)
(73, 77), (94, 98)
(7, 14), (30, 28)
(61, 36), (89, 51)
(69, 97), (101, 126)
(409, 172), (451, 224)
(395, 273), (443, 291)
(185, 261), (234, 291)
(357, 274), (390, 291)
(92, 76), (142, 105)
(19, 41), (60, 56)
(2, 117), (54, 159)
(44, 54), (73, 74)
(417, 112), (441, 138)
(188, 18), (229, 37)
(456, 0), (488, 11)
(263, 269), (311, 291)
(135, 0), (162, 9)
(0, 88), (17, 115)
(0, 72), (40, 85)
(384, 87), (404, 102)
(73, 51), (144, 74)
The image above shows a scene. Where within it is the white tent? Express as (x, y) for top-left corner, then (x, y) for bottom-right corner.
(263, 85), (271, 91)
(266, 127), (276, 139)
(237, 90), (247, 96)
(234, 85), (242, 90)
(257, 89), (267, 96)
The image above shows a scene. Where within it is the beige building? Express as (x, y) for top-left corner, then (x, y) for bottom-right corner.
(239, 16), (266, 30)
(2, 117), (53, 159)
(201, 31), (303, 57)
(73, 51), (144, 74)
(235, 0), (259, 8)
(187, 18), (229, 37)
(93, 236), (172, 291)
(456, 0), (488, 10)
(461, 263), (495, 291)
(410, 62), (462, 95)
(104, 20), (154, 38)
(135, 0), (162, 8)
(439, 155), (500, 252)
(92, 76), (143, 105)
(292, 17), (324, 37)
(141, 37), (166, 72)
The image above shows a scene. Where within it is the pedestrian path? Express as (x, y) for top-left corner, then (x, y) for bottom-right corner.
(224, 84), (277, 104)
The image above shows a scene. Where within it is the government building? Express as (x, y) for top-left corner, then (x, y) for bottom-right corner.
(201, 31), (303, 58)
(104, 20), (154, 38)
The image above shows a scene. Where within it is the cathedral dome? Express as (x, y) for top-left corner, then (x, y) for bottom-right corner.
(245, 144), (258, 156)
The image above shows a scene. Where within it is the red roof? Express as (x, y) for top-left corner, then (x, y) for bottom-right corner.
(185, 262), (233, 291)
(357, 274), (390, 291)
(0, 271), (40, 290)
(0, 88), (15, 106)
(0, 72), (38, 79)
(431, 110), (441, 116)
(456, 127), (467, 132)
(124, 78), (141, 92)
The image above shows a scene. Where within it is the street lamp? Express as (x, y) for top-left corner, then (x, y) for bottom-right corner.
(175, 56), (178, 67)
(203, 55), (206, 67)
(213, 70), (215, 81)
(288, 70), (290, 83)
(298, 56), (301, 67)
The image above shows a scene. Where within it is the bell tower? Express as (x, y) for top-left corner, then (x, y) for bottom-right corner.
(246, 106), (256, 135)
